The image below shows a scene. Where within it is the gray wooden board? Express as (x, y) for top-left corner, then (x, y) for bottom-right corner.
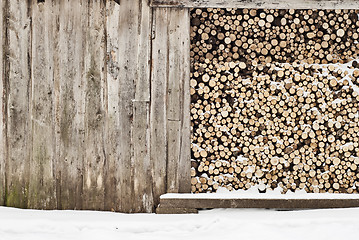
(133, 101), (153, 212)
(116, 0), (136, 213)
(48, 0), (61, 210)
(167, 120), (181, 193)
(6, 0), (32, 208)
(167, 8), (185, 193)
(56, 0), (85, 209)
(151, 0), (359, 9)
(104, 0), (122, 212)
(166, 8), (191, 194)
(82, 0), (106, 211)
(160, 197), (359, 209)
(0, 0), (5, 206)
(105, 0), (154, 213)
(129, 0), (153, 213)
(29, 0), (56, 209)
(151, 7), (169, 209)
(156, 207), (198, 214)
(177, 8), (191, 194)
(132, 0), (153, 213)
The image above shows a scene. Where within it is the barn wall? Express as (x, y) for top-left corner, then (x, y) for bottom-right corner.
(0, 0), (190, 213)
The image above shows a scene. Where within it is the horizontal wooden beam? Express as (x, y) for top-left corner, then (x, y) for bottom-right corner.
(160, 194), (359, 209)
(150, 0), (359, 9)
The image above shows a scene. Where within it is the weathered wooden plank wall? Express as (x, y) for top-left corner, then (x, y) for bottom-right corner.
(151, 0), (359, 9)
(0, 0), (190, 213)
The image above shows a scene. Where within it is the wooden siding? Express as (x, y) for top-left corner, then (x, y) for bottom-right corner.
(0, 0), (191, 213)
(150, 0), (359, 9)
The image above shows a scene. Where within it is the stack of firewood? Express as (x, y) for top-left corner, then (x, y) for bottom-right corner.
(190, 8), (359, 194)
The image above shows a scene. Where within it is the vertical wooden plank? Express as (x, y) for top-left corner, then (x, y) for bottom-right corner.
(115, 0), (139, 212)
(55, 0), (85, 209)
(6, 0), (32, 208)
(49, 0), (62, 210)
(28, 0), (56, 209)
(167, 120), (181, 192)
(82, 0), (107, 210)
(177, 9), (191, 193)
(133, 101), (152, 212)
(166, 8), (191, 193)
(132, 0), (153, 213)
(0, 0), (6, 206)
(151, 7), (169, 207)
(106, 0), (153, 213)
(104, 0), (121, 212)
(105, 0), (137, 212)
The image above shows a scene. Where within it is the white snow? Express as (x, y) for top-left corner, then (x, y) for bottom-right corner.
(1, 206), (359, 240)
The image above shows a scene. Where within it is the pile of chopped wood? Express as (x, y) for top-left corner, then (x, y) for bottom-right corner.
(190, 8), (359, 194)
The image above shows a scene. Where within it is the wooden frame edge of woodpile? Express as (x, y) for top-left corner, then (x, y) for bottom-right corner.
(157, 197), (359, 213)
(150, 0), (359, 9)
(156, 206), (199, 214)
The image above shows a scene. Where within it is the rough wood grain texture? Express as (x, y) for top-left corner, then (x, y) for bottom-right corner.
(106, 0), (155, 213)
(107, 0), (136, 213)
(117, 0), (136, 211)
(82, 0), (106, 211)
(104, 0), (122, 212)
(166, 8), (191, 194)
(29, 0), (56, 209)
(0, 0), (6, 206)
(0, 0), (193, 212)
(132, 0), (153, 213)
(6, 0), (32, 208)
(47, 0), (62, 210)
(176, 9), (191, 193)
(160, 197), (359, 209)
(56, 0), (84, 210)
(133, 101), (152, 212)
(156, 206), (198, 214)
(150, 0), (359, 9)
(167, 120), (181, 192)
(151, 7), (169, 208)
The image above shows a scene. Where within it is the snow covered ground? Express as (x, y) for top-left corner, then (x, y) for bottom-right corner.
(1, 207), (359, 240)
